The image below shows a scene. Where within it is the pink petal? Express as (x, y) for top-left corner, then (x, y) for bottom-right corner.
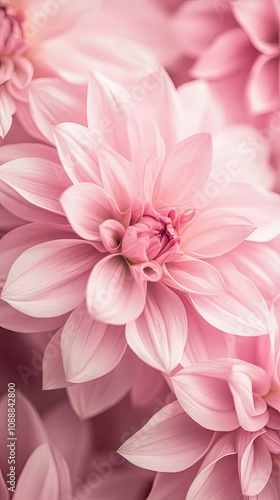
(0, 181), (66, 225)
(87, 71), (131, 155)
(172, 364), (239, 432)
(164, 256), (225, 295)
(237, 430), (272, 496)
(53, 122), (103, 185)
(61, 300), (127, 382)
(100, 219), (125, 253)
(172, 0), (236, 58)
(154, 134), (212, 207)
(6, 56), (33, 99)
(66, 349), (136, 419)
(0, 57), (14, 85)
(0, 300), (69, 334)
(127, 118), (166, 172)
(0, 87), (16, 138)
(203, 183), (280, 242)
(28, 78), (87, 143)
(247, 55), (279, 115)
(98, 148), (138, 213)
(118, 401), (213, 472)
(186, 452), (240, 500)
(182, 208), (256, 258)
(2, 240), (98, 317)
(13, 444), (72, 500)
(191, 29), (255, 79)
(0, 158), (70, 215)
(60, 183), (119, 241)
(229, 242), (280, 314)
(232, 0), (279, 55)
(126, 282), (187, 372)
(42, 328), (70, 390)
(86, 255), (147, 325)
(0, 142), (60, 166)
(190, 260), (270, 335)
(228, 367), (270, 432)
(0, 222), (76, 287)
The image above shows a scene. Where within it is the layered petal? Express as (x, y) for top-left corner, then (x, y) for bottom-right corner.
(153, 133), (212, 207)
(181, 209), (256, 258)
(53, 122), (103, 185)
(60, 183), (119, 241)
(237, 430), (272, 496)
(164, 256), (225, 295)
(98, 148), (138, 213)
(126, 282), (187, 372)
(42, 328), (70, 391)
(172, 359), (270, 432)
(2, 240), (98, 317)
(66, 349), (136, 419)
(190, 262), (270, 336)
(232, 0), (279, 55)
(0, 158), (70, 215)
(28, 78), (87, 143)
(191, 29), (255, 79)
(196, 183), (280, 242)
(247, 55), (279, 115)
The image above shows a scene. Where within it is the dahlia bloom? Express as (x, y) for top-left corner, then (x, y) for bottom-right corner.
(0, 70), (279, 386)
(119, 296), (280, 498)
(0, 0), (156, 141)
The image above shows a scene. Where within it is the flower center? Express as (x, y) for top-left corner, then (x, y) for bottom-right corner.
(121, 213), (181, 264)
(0, 4), (26, 56)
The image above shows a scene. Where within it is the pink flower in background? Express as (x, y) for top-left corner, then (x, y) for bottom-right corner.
(0, 392), (73, 499)
(172, 0), (280, 115)
(0, 0), (157, 142)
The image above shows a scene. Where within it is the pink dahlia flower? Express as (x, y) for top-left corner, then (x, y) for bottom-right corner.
(0, 0), (157, 142)
(119, 295), (280, 498)
(0, 70), (279, 383)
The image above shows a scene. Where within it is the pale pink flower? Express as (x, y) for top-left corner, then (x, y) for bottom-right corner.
(0, 70), (279, 385)
(0, 0), (157, 142)
(119, 295), (280, 498)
